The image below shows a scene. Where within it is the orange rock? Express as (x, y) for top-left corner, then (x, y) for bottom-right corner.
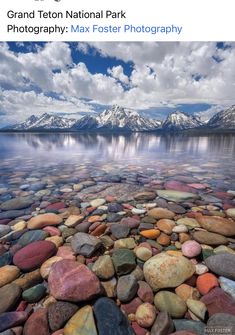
(166, 250), (183, 257)
(196, 273), (219, 295)
(175, 283), (200, 301)
(179, 233), (191, 244)
(88, 215), (104, 223)
(140, 229), (160, 239)
(157, 233), (171, 246)
(156, 219), (175, 234)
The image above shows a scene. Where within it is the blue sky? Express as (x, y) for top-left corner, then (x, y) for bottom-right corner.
(0, 42), (235, 126)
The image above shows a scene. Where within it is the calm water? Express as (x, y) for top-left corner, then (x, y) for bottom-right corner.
(0, 132), (235, 190)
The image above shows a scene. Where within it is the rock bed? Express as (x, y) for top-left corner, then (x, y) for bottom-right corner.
(0, 164), (235, 335)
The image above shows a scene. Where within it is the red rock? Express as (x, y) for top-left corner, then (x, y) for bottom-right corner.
(16, 301), (28, 312)
(48, 259), (101, 302)
(43, 226), (61, 236)
(137, 281), (154, 303)
(23, 308), (50, 335)
(123, 203), (134, 210)
(215, 192), (234, 200)
(56, 246), (76, 260)
(131, 322), (148, 335)
(164, 181), (197, 193)
(13, 241), (57, 271)
(187, 183), (209, 190)
(90, 224), (107, 236)
(0, 219), (11, 225)
(121, 297), (142, 315)
(201, 287), (235, 316)
(46, 202), (65, 211)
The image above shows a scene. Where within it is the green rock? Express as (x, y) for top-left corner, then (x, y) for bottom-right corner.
(157, 190), (199, 202)
(202, 248), (215, 260)
(154, 291), (187, 318)
(22, 284), (46, 303)
(64, 305), (97, 335)
(112, 249), (136, 276)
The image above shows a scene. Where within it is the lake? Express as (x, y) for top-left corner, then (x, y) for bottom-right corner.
(0, 132), (235, 192)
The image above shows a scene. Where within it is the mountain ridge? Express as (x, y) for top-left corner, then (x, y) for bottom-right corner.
(3, 104), (235, 132)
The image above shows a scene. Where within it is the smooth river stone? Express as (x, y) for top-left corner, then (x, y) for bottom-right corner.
(173, 320), (205, 335)
(92, 255), (115, 279)
(112, 248), (136, 275)
(197, 215), (235, 236)
(219, 276), (235, 300)
(22, 284), (46, 303)
(154, 291), (187, 318)
(27, 213), (63, 229)
(64, 305), (97, 335)
(150, 311), (174, 335)
(0, 265), (20, 287)
(181, 240), (201, 258)
(0, 283), (22, 314)
(18, 230), (48, 247)
(23, 308), (50, 335)
(157, 190), (199, 202)
(13, 240), (57, 271)
(48, 259), (101, 302)
(48, 301), (78, 332)
(201, 287), (235, 316)
(148, 208), (175, 219)
(164, 181), (197, 193)
(117, 274), (138, 303)
(205, 254), (235, 280)
(207, 313), (235, 329)
(193, 231), (228, 246)
(40, 256), (63, 279)
(0, 196), (33, 211)
(71, 232), (102, 257)
(0, 225), (11, 238)
(94, 297), (135, 335)
(143, 253), (195, 291)
(0, 312), (28, 333)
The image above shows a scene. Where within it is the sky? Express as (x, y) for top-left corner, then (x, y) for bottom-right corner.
(0, 41), (235, 126)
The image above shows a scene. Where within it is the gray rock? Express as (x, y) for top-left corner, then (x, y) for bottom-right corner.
(219, 276), (235, 300)
(110, 224), (130, 239)
(71, 232), (102, 257)
(112, 249), (136, 276)
(117, 275), (138, 303)
(151, 311), (174, 335)
(0, 196), (34, 211)
(0, 210), (26, 220)
(207, 313), (235, 330)
(0, 225), (11, 238)
(205, 254), (235, 280)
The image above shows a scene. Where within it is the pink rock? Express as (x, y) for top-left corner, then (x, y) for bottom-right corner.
(13, 241), (57, 271)
(16, 301), (28, 312)
(56, 246), (76, 260)
(121, 297), (142, 315)
(187, 183), (209, 190)
(48, 259), (101, 302)
(164, 181), (197, 193)
(131, 322), (148, 335)
(43, 226), (61, 236)
(181, 240), (201, 258)
(201, 287), (235, 317)
(137, 281), (154, 303)
(46, 202), (65, 211)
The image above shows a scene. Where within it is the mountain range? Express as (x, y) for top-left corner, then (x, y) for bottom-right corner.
(3, 104), (235, 132)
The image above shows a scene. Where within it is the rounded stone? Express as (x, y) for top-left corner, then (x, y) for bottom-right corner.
(0, 283), (22, 314)
(27, 213), (63, 230)
(23, 308), (50, 335)
(40, 256), (63, 279)
(92, 255), (115, 280)
(13, 240), (57, 271)
(0, 265), (20, 287)
(22, 284), (46, 303)
(64, 305), (97, 335)
(135, 246), (152, 261)
(193, 231), (228, 246)
(156, 219), (175, 234)
(197, 215), (235, 237)
(226, 208), (235, 218)
(143, 253), (195, 291)
(181, 240), (202, 258)
(196, 273), (219, 295)
(18, 230), (48, 247)
(154, 291), (187, 318)
(135, 302), (156, 327)
(117, 274), (138, 303)
(48, 259), (101, 302)
(205, 254), (235, 280)
(90, 198), (106, 207)
(148, 208), (175, 219)
(186, 299), (207, 320)
(48, 301), (78, 332)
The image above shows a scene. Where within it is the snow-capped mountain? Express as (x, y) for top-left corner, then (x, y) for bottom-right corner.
(96, 105), (161, 131)
(12, 113), (76, 130)
(207, 105), (235, 129)
(162, 111), (203, 130)
(72, 115), (99, 130)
